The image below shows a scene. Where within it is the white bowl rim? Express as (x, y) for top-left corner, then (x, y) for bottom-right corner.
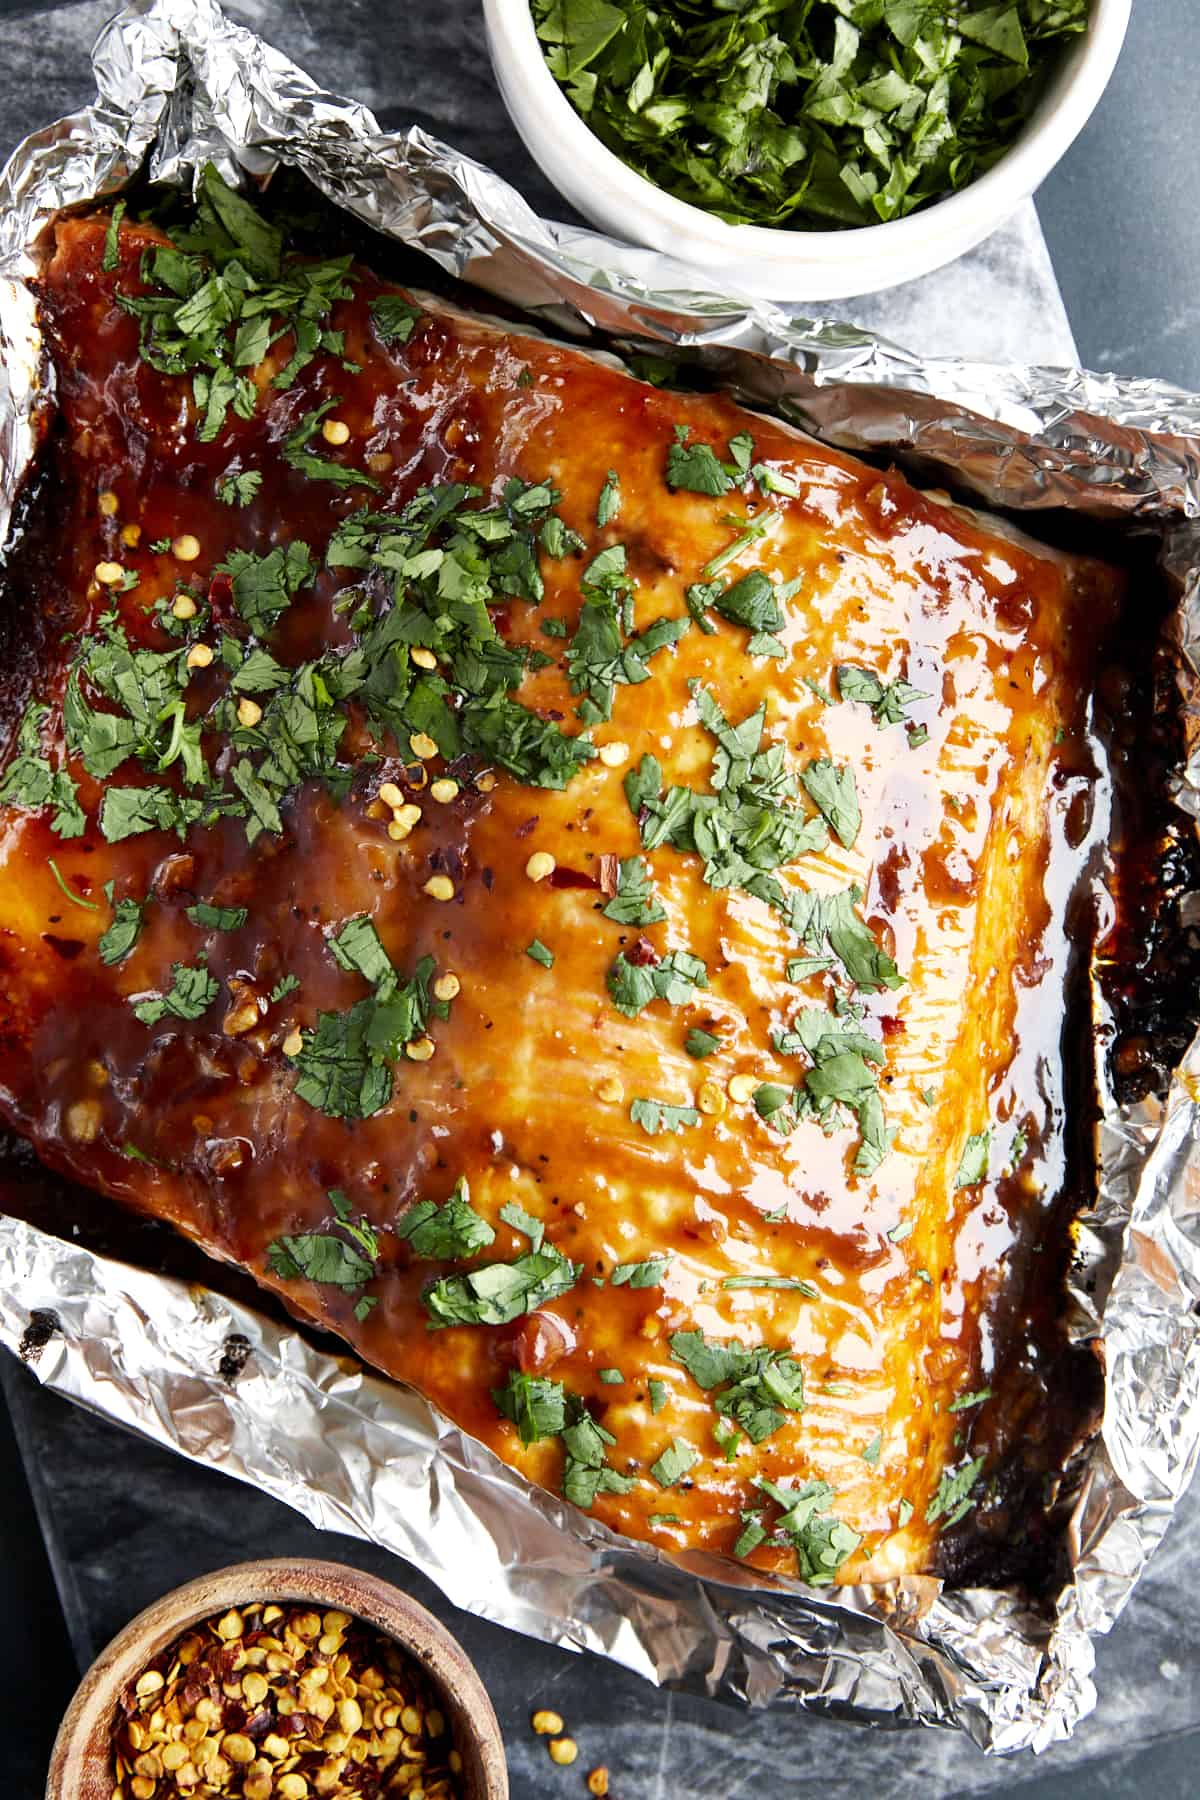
(486, 0), (1132, 270)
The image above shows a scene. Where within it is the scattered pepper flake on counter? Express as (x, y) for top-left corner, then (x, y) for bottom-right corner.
(111, 1599), (463, 1798)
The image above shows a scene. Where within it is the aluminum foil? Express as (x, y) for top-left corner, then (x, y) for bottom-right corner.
(2, 0), (1200, 1755)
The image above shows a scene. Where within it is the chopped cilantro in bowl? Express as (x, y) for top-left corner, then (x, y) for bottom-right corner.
(529, 0), (1092, 231)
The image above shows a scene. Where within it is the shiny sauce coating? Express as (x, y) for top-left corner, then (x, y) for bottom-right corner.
(0, 209), (1123, 1585)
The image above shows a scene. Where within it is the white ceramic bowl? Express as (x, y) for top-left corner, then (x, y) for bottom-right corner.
(484, 0), (1130, 301)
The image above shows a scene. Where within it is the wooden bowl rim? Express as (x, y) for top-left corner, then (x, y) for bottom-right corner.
(45, 1556), (508, 1799)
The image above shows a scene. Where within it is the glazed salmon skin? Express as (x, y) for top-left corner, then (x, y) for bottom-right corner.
(0, 175), (1120, 1585)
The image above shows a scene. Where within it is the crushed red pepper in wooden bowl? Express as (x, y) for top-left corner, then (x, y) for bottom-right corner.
(111, 1600), (463, 1798)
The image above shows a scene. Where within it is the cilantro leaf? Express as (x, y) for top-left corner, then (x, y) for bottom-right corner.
(596, 469), (621, 526)
(218, 542), (315, 636)
(102, 199), (126, 273)
(650, 1436), (700, 1488)
(602, 855), (665, 926)
(215, 469), (263, 508)
(607, 948), (707, 1017)
(670, 1328), (806, 1447)
(0, 702), (86, 837)
(491, 1369), (568, 1444)
(98, 886), (149, 965)
(926, 1455), (986, 1528)
(753, 1477), (861, 1584)
(132, 960), (219, 1026)
(283, 399), (380, 490)
(684, 1026), (720, 1059)
(665, 428), (731, 497)
(800, 758), (860, 849)
(561, 1396), (636, 1507)
(629, 1097), (700, 1136)
(398, 1178), (496, 1259)
(611, 1257), (670, 1288)
(370, 294), (424, 345)
(531, 1), (1090, 232)
(422, 1243), (581, 1328)
(289, 997), (393, 1120)
(186, 901), (247, 931)
(837, 664), (929, 730)
(955, 1131), (991, 1189)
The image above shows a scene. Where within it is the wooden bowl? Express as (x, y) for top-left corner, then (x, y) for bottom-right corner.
(46, 1557), (508, 1799)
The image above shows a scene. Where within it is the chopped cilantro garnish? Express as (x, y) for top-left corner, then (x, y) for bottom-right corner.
(786, 886), (903, 994)
(925, 1455), (986, 1528)
(398, 1177), (496, 1259)
(132, 960), (219, 1026)
(720, 1276), (816, 1294)
(684, 1026), (720, 1059)
(290, 924), (446, 1121)
(115, 165), (353, 442)
(526, 938), (555, 968)
(611, 1256), (669, 1289)
(101, 199), (126, 273)
(947, 1388), (993, 1413)
(215, 469), (263, 508)
(0, 702), (85, 838)
(650, 1436), (700, 1489)
(648, 1378), (667, 1415)
(601, 855), (665, 927)
(897, 1499), (914, 1528)
(671, 1327), (806, 1447)
(1007, 1125), (1029, 1171)
(422, 1243), (580, 1329)
(837, 664), (929, 730)
(561, 1397), (636, 1507)
(186, 901), (248, 931)
(270, 974), (300, 1003)
(266, 1189), (380, 1308)
(800, 758), (860, 849)
(955, 1131), (991, 1189)
(217, 541), (315, 637)
(596, 469), (621, 527)
(283, 398), (379, 490)
(98, 884), (149, 964)
(861, 1432), (882, 1466)
(629, 1097), (700, 1136)
(491, 1368), (568, 1444)
(531, 1), (1090, 232)
(599, 1368), (624, 1384)
(369, 293), (423, 345)
(607, 947), (707, 1017)
(751, 1477), (861, 1583)
(492, 1373), (634, 1503)
(47, 858), (99, 910)
(498, 1201), (546, 1251)
(665, 428), (732, 497)
(565, 547), (688, 723)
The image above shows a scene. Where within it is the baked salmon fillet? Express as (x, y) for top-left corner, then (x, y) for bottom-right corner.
(0, 173), (1122, 1586)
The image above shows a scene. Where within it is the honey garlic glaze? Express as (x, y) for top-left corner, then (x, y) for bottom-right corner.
(0, 199), (1123, 1587)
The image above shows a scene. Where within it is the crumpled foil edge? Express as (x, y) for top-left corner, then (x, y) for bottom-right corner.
(1, 0), (1199, 1753)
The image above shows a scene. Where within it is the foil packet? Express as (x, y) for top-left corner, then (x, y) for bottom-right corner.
(3, 0), (1200, 1755)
